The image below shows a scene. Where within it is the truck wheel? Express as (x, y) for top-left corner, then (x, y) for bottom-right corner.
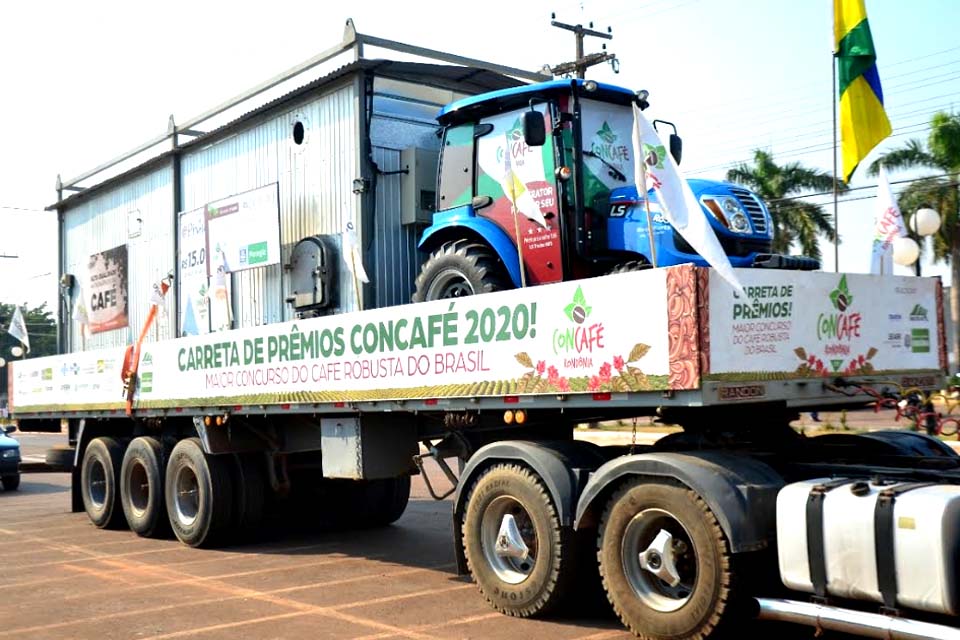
(412, 240), (509, 302)
(2, 474), (20, 491)
(165, 438), (233, 547)
(231, 454), (266, 533)
(598, 481), (736, 640)
(81, 437), (127, 529)
(362, 476), (411, 526)
(462, 464), (572, 617)
(120, 437), (168, 537)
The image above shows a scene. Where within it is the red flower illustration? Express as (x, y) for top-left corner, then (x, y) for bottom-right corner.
(807, 355), (816, 365)
(858, 354), (866, 366)
(556, 377), (571, 392)
(598, 362), (612, 383)
(613, 355), (625, 371)
(588, 376), (601, 391)
(536, 360), (546, 375)
(547, 366), (559, 382)
(815, 359), (824, 371)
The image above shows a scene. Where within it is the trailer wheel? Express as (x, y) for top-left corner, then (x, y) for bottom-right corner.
(231, 454), (266, 534)
(1, 474), (20, 491)
(462, 464), (571, 617)
(598, 481), (737, 640)
(120, 437), (168, 538)
(412, 240), (509, 302)
(81, 437), (127, 529)
(361, 476), (410, 526)
(165, 438), (233, 547)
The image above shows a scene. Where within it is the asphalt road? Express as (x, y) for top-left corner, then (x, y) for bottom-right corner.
(0, 430), (874, 639)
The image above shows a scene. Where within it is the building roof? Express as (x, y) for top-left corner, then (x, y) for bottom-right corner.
(50, 60), (524, 211)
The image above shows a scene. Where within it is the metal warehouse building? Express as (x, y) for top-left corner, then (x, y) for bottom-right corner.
(50, 19), (546, 354)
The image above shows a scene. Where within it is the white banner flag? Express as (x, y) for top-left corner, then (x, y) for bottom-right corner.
(8, 306), (29, 353)
(871, 165), (907, 275)
(342, 221), (369, 284)
(632, 104), (745, 297)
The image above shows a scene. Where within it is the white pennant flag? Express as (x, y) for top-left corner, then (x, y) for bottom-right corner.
(871, 165), (907, 275)
(342, 221), (370, 284)
(632, 104), (746, 297)
(8, 306), (30, 353)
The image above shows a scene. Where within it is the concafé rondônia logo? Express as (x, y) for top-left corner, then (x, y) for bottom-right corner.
(818, 275), (861, 341)
(554, 286), (605, 356)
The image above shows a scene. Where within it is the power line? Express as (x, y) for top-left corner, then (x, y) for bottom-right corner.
(764, 172), (957, 206)
(686, 125), (934, 176)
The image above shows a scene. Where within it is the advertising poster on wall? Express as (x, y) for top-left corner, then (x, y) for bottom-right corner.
(87, 244), (128, 334)
(177, 208), (210, 336)
(205, 183), (280, 277)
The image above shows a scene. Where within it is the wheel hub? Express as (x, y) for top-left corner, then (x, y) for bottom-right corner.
(638, 529), (682, 587)
(621, 508), (697, 612)
(480, 496), (538, 584)
(495, 513), (530, 561)
(174, 465), (200, 526)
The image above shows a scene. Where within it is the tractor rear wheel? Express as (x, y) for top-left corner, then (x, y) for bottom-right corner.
(413, 240), (509, 302)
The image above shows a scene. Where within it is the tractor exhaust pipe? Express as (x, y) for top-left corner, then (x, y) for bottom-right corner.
(755, 598), (960, 640)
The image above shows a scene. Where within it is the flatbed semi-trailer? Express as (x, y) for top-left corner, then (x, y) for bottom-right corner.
(12, 266), (960, 639)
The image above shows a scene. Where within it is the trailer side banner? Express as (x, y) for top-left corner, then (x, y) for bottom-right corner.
(8, 268), (945, 415)
(707, 269), (944, 380)
(10, 269), (675, 413)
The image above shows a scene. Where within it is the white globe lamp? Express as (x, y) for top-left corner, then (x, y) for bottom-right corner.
(10, 346), (23, 358)
(892, 236), (920, 266)
(0, 357), (6, 368)
(911, 208), (942, 237)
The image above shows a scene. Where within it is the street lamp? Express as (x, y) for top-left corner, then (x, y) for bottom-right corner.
(892, 208), (942, 275)
(10, 346), (23, 358)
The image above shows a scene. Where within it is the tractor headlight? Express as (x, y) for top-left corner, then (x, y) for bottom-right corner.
(700, 196), (752, 234)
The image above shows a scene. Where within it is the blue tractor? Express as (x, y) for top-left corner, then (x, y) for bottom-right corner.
(412, 80), (817, 301)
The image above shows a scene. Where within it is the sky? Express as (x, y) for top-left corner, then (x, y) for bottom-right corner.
(1, 0), (958, 314)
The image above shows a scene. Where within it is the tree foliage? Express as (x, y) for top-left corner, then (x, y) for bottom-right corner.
(868, 111), (960, 367)
(0, 303), (57, 405)
(727, 150), (846, 260)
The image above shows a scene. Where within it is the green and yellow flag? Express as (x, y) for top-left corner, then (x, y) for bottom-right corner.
(834, 0), (891, 182)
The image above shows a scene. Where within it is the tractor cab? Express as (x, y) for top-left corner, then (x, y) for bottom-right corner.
(413, 79), (814, 302)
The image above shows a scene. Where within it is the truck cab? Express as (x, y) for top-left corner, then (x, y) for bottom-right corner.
(414, 79), (816, 301)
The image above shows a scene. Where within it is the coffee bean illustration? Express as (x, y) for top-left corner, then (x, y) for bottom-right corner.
(645, 148), (659, 166)
(572, 305), (586, 324)
(836, 293), (848, 311)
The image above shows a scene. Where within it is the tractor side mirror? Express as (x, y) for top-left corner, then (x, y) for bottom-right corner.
(669, 133), (683, 165)
(522, 111), (546, 147)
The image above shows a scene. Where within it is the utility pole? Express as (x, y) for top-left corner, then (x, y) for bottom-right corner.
(548, 13), (618, 78)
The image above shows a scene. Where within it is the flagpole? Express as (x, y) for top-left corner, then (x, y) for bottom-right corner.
(832, 49), (840, 273)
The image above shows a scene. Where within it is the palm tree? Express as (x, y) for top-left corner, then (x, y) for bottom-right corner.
(727, 150), (846, 260)
(869, 111), (960, 367)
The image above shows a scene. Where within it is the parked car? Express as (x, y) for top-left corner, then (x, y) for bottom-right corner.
(0, 425), (21, 490)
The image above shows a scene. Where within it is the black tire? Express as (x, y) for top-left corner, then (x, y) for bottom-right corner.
(412, 240), (509, 302)
(2, 474), (20, 491)
(164, 438), (233, 547)
(120, 437), (168, 537)
(46, 445), (76, 470)
(462, 464), (573, 617)
(598, 481), (738, 640)
(359, 476), (410, 526)
(230, 453), (266, 534)
(608, 259), (651, 274)
(80, 437), (127, 529)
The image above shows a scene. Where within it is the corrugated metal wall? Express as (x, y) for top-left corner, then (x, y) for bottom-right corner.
(368, 79), (448, 307)
(179, 80), (360, 327)
(62, 168), (174, 351)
